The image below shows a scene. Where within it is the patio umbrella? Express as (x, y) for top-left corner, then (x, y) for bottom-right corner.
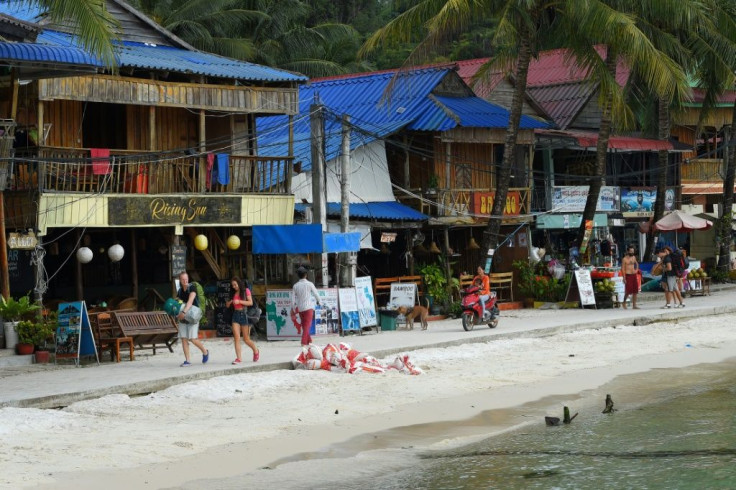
(653, 210), (713, 247)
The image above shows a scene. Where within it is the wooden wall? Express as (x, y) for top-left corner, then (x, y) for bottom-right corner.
(44, 100), (84, 148)
(433, 139), (497, 189)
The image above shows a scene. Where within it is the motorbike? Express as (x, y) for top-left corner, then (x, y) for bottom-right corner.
(460, 285), (499, 331)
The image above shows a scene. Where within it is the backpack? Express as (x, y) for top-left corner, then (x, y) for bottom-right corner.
(191, 281), (207, 311)
(670, 250), (685, 275)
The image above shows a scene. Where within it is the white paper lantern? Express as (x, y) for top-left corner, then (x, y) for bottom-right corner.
(108, 244), (125, 262)
(76, 247), (93, 264)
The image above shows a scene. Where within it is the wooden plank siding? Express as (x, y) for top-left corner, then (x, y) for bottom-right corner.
(39, 75), (299, 115)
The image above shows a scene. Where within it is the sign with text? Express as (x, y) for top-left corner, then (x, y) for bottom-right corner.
(55, 301), (98, 364)
(389, 282), (417, 307)
(621, 187), (654, 217)
(214, 280), (232, 337)
(8, 231), (38, 249)
(552, 186), (620, 212)
(573, 270), (596, 306)
(170, 245), (187, 278)
(315, 288), (339, 335)
(108, 196), (241, 225)
(472, 191), (522, 216)
(338, 288), (361, 332)
(355, 276), (377, 328)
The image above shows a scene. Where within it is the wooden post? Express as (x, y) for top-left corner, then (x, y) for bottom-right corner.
(340, 114), (353, 287)
(199, 109), (206, 192)
(131, 229), (139, 302)
(0, 191), (9, 299)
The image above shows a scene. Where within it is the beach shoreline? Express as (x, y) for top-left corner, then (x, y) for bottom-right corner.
(7, 313), (734, 490)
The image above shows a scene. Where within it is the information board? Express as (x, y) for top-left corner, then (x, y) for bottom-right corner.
(355, 276), (377, 328)
(574, 269), (596, 306)
(265, 289), (300, 340)
(55, 301), (98, 365)
(170, 245), (187, 278)
(7, 249), (34, 295)
(315, 288), (339, 335)
(214, 280), (232, 337)
(338, 288), (361, 333)
(389, 283), (417, 307)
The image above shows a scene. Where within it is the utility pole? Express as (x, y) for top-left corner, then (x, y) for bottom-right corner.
(310, 99), (328, 287)
(339, 114), (354, 287)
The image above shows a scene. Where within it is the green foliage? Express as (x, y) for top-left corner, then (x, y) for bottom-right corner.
(0, 295), (40, 322)
(514, 260), (570, 302)
(419, 260), (448, 304)
(15, 319), (55, 347)
(709, 267), (729, 283)
(447, 301), (463, 318)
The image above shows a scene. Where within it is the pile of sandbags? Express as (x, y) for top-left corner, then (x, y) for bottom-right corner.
(292, 342), (422, 375)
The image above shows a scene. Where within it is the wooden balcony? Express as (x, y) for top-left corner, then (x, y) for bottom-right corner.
(682, 158), (723, 183)
(7, 146), (293, 195)
(397, 187), (531, 219)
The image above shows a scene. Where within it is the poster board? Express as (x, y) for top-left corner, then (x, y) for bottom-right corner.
(355, 276), (377, 328)
(7, 249), (34, 296)
(214, 280), (232, 337)
(265, 290), (298, 340)
(612, 276), (625, 303)
(55, 301), (98, 364)
(573, 269), (596, 306)
(170, 245), (187, 278)
(315, 288), (339, 335)
(389, 283), (417, 307)
(338, 288), (361, 333)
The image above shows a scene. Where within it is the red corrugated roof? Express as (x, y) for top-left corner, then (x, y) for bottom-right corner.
(537, 129), (673, 151)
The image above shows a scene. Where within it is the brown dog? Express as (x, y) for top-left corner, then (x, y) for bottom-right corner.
(397, 305), (429, 330)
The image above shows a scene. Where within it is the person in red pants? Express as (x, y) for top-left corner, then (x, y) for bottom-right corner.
(291, 266), (321, 346)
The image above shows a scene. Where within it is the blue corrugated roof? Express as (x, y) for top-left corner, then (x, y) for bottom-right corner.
(295, 201), (428, 221)
(35, 30), (305, 83)
(0, 4), (305, 83)
(0, 40), (102, 67)
(257, 68), (548, 171)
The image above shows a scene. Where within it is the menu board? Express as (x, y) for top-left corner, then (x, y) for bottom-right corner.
(7, 249), (34, 295)
(170, 245), (187, 278)
(214, 280), (232, 337)
(574, 269), (596, 306)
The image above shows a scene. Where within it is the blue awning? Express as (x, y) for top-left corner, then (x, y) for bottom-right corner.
(252, 225), (361, 254)
(295, 201), (428, 222)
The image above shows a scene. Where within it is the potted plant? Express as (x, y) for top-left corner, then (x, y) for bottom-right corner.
(420, 261), (449, 314)
(0, 295), (40, 350)
(14, 318), (54, 357)
(425, 174), (439, 195)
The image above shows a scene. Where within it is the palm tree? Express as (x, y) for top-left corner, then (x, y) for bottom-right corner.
(32, 0), (119, 68)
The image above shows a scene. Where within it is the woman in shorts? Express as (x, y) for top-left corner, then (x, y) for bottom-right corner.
(226, 276), (259, 364)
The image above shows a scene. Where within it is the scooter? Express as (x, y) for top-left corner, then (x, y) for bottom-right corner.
(460, 285), (499, 331)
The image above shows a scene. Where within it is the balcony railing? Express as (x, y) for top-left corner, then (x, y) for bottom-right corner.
(5, 146), (293, 194)
(682, 158), (723, 183)
(397, 187), (531, 218)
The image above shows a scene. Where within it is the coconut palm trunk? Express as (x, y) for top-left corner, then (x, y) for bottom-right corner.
(481, 23), (532, 260)
(575, 46), (616, 251)
(643, 97), (670, 261)
(717, 99), (736, 270)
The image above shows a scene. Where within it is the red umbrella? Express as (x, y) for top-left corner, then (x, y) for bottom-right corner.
(653, 210), (713, 232)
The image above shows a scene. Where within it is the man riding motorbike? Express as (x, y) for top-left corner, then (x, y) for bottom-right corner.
(472, 266), (491, 320)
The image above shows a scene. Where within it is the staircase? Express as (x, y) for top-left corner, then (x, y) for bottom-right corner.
(185, 228), (228, 280)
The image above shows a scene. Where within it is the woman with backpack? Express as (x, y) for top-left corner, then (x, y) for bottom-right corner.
(226, 276), (259, 364)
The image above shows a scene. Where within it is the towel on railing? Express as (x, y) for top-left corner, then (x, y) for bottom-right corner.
(90, 148), (111, 175)
(206, 153), (215, 188)
(215, 153), (230, 185)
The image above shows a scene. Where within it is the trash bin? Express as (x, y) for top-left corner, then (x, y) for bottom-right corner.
(378, 310), (398, 331)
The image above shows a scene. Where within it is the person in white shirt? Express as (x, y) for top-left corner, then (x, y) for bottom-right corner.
(292, 266), (320, 346)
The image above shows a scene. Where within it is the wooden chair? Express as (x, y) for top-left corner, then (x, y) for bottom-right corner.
(89, 311), (134, 362)
(488, 272), (514, 302)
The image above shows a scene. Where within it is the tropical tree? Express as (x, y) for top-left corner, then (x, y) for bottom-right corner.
(29, 0), (119, 68)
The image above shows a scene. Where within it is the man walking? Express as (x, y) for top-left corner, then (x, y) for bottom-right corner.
(176, 271), (209, 366)
(621, 245), (639, 309)
(292, 266), (320, 346)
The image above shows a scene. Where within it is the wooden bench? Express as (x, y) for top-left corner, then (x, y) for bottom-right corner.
(488, 272), (514, 302)
(112, 311), (178, 355)
(89, 311), (135, 362)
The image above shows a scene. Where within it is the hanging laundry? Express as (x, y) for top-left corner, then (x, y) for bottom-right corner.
(215, 153), (230, 185)
(90, 148), (111, 175)
(206, 153), (215, 188)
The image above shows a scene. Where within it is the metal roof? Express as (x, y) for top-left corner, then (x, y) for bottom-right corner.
(295, 201), (428, 221)
(0, 40), (102, 67)
(536, 129), (679, 152)
(527, 81), (597, 130)
(36, 30), (305, 83)
(258, 67), (547, 171)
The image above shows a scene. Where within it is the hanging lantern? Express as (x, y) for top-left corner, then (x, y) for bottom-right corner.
(414, 243), (429, 254)
(226, 235), (241, 250)
(76, 247), (93, 264)
(467, 237), (480, 250)
(108, 244), (125, 262)
(194, 234), (208, 251)
(429, 241), (442, 254)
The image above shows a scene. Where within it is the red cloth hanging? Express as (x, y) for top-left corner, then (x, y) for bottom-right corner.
(90, 148), (111, 175)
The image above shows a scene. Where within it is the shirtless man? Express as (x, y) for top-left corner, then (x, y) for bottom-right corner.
(621, 245), (639, 309)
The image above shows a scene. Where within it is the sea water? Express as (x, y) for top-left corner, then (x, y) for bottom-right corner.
(350, 360), (736, 490)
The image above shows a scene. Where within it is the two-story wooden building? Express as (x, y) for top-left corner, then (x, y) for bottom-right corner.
(1, 1), (305, 305)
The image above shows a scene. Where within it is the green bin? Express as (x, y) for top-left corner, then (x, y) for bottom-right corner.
(379, 311), (397, 331)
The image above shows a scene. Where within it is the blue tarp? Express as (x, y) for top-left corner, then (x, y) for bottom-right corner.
(323, 232), (361, 253)
(252, 225), (361, 254)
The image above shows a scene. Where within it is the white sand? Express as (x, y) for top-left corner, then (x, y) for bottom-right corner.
(2, 313), (736, 489)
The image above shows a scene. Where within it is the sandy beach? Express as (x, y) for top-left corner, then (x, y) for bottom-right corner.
(2, 311), (735, 490)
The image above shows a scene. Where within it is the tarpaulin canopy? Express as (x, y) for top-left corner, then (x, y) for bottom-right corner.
(252, 225), (361, 254)
(653, 210), (713, 232)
